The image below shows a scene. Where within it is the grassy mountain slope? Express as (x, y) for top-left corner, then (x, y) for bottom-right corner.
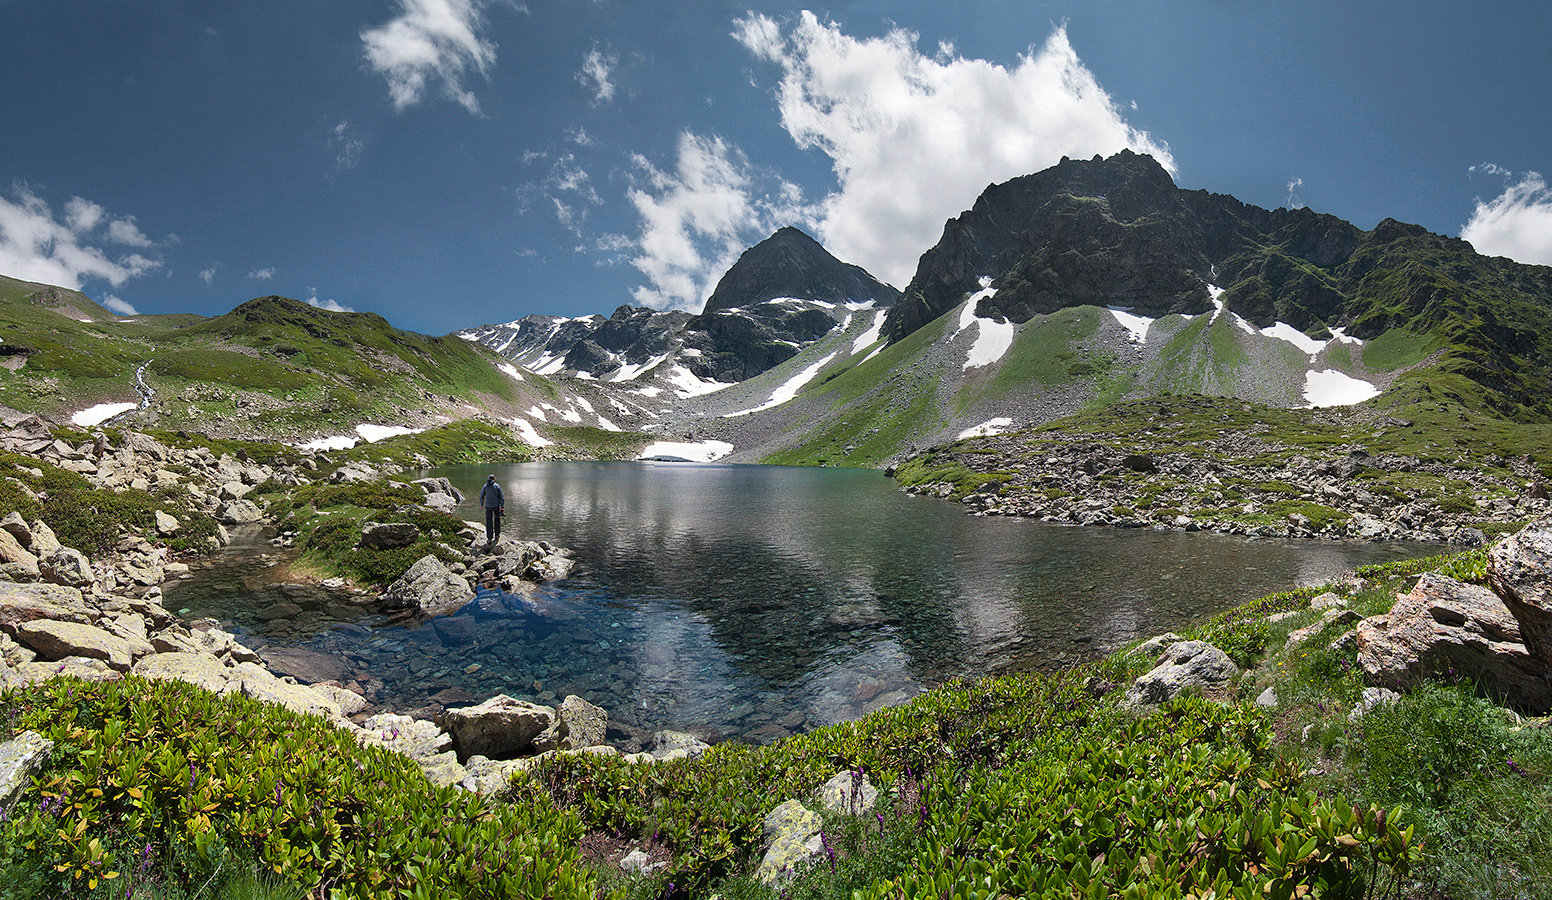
(0, 288), (631, 446)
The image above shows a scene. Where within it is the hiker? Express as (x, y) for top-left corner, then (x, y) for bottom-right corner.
(480, 475), (504, 544)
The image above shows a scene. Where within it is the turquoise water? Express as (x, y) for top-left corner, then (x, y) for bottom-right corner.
(171, 461), (1432, 744)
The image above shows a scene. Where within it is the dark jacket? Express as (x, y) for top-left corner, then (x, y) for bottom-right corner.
(480, 481), (504, 509)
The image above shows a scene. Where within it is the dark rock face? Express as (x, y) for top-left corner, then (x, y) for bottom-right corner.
(702, 226), (900, 314)
(881, 151), (1552, 421)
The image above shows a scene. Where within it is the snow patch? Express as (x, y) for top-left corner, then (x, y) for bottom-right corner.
(559, 407), (582, 423)
(596, 416), (620, 432)
(957, 285), (1015, 371)
(958, 418), (1013, 440)
(637, 440), (734, 463)
(608, 353), (670, 382)
(527, 406), (547, 421)
(724, 352), (837, 417)
(513, 417), (553, 447)
(850, 309), (886, 356)
(355, 424), (420, 442)
(70, 402), (137, 427)
(667, 365), (728, 398)
(298, 436), (358, 451)
(634, 386), (664, 398)
(1107, 307), (1154, 344)
(1304, 370), (1380, 408)
(497, 362), (524, 381)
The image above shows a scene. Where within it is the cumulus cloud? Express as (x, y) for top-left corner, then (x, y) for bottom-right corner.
(730, 14), (1174, 286)
(626, 132), (813, 310)
(0, 186), (163, 291)
(361, 0), (499, 114)
(1286, 177), (1305, 210)
(307, 288), (355, 313)
(1461, 165), (1552, 266)
(248, 267), (275, 280)
(101, 294), (139, 316)
(199, 264), (220, 284)
(105, 216), (153, 247)
(577, 44), (618, 106)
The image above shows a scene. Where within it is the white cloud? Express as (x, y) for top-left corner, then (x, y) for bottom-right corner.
(105, 216), (153, 247)
(625, 131), (814, 310)
(361, 0), (499, 114)
(330, 120), (365, 171)
(1461, 165), (1552, 266)
(732, 14), (1174, 287)
(199, 264), (220, 284)
(1286, 177), (1304, 210)
(64, 197), (105, 233)
(101, 294), (139, 316)
(248, 267), (276, 280)
(0, 186), (163, 291)
(577, 44), (617, 106)
(307, 289), (354, 313)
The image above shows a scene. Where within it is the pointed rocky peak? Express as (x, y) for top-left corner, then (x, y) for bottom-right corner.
(700, 226), (900, 314)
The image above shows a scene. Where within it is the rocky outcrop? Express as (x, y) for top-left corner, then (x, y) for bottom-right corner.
(1355, 571), (1550, 711)
(756, 769), (882, 887)
(1487, 518), (1552, 667)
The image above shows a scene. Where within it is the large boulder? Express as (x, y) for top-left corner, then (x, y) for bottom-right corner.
(444, 694), (556, 761)
(1357, 571), (1552, 712)
(0, 528), (39, 580)
(223, 662), (343, 720)
(1123, 640), (1239, 709)
(256, 646), (350, 684)
(360, 522), (421, 550)
(1488, 519), (1552, 666)
(216, 499), (263, 525)
(381, 555), (474, 618)
(15, 620), (138, 671)
(557, 695), (608, 750)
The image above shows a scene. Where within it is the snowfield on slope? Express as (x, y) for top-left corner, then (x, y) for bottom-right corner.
(637, 440), (734, 462)
(71, 402), (138, 427)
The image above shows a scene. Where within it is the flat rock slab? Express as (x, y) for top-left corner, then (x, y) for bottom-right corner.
(16, 620), (137, 671)
(133, 652), (233, 693)
(0, 582), (92, 632)
(258, 646), (350, 684)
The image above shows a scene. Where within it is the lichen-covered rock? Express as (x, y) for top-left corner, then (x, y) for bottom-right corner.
(0, 731), (53, 815)
(360, 521), (421, 550)
(1123, 640), (1239, 709)
(557, 694), (608, 750)
(132, 651), (232, 692)
(756, 799), (825, 887)
(649, 729), (710, 761)
(815, 769), (879, 817)
(39, 547), (93, 588)
(16, 619), (138, 671)
(216, 498), (263, 525)
(0, 582), (93, 632)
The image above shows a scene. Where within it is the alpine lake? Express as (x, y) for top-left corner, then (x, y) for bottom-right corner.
(163, 461), (1433, 745)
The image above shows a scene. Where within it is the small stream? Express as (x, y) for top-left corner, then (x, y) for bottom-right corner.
(164, 462), (1436, 744)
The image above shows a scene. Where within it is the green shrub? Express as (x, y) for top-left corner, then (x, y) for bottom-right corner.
(0, 677), (593, 900)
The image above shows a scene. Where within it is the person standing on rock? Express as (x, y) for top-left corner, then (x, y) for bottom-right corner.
(480, 475), (504, 546)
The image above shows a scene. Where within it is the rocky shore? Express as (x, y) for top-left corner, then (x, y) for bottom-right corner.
(0, 416), (702, 800)
(900, 426), (1548, 544)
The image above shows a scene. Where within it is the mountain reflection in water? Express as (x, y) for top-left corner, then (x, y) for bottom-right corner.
(169, 461), (1432, 744)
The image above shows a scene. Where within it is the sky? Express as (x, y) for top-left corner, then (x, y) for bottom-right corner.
(1, 1), (1549, 336)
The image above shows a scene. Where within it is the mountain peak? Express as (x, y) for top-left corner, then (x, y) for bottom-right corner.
(701, 226), (899, 314)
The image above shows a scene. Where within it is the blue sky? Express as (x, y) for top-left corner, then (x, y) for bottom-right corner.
(1, 1), (1549, 335)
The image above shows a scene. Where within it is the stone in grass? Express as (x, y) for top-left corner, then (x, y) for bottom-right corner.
(1123, 640), (1239, 709)
(444, 694), (556, 761)
(815, 769), (879, 817)
(0, 731), (53, 815)
(756, 799), (825, 887)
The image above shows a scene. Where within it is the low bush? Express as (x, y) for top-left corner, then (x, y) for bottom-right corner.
(0, 677), (594, 900)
